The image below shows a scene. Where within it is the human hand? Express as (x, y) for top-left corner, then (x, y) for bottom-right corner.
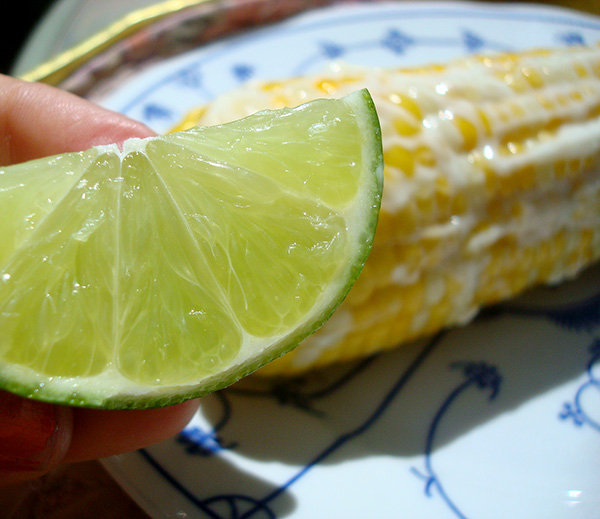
(0, 75), (200, 485)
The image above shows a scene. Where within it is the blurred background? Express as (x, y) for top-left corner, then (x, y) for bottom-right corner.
(3, 0), (600, 79)
(1, 0), (54, 74)
(2, 0), (163, 76)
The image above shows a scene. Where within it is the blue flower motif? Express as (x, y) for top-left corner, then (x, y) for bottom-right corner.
(463, 30), (485, 53)
(452, 361), (502, 400)
(177, 425), (237, 456)
(560, 337), (600, 433)
(319, 41), (345, 59)
(232, 64), (254, 82)
(560, 401), (586, 427)
(559, 32), (586, 46)
(381, 29), (414, 54)
(139, 449), (276, 519)
(177, 69), (203, 89)
(142, 103), (172, 121)
(412, 360), (502, 519)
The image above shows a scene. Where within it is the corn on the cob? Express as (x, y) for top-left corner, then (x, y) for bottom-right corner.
(173, 45), (600, 375)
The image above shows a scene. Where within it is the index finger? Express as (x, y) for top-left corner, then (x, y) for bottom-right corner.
(0, 74), (155, 165)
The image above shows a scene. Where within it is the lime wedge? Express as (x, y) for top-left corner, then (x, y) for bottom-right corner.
(0, 89), (382, 408)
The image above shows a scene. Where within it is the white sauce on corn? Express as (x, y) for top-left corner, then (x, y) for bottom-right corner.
(179, 46), (600, 373)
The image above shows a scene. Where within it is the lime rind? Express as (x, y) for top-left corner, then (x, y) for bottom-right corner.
(0, 89), (383, 409)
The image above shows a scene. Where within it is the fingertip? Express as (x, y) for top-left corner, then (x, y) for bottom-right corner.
(65, 399), (200, 463)
(0, 392), (72, 486)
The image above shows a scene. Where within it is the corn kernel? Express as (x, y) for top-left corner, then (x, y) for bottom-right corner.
(384, 145), (415, 176)
(454, 115), (478, 151)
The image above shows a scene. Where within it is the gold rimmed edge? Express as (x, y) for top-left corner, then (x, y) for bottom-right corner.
(20, 0), (215, 86)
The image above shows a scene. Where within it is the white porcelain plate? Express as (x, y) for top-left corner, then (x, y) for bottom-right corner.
(99, 2), (600, 518)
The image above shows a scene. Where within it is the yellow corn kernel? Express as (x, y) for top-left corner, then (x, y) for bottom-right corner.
(389, 92), (423, 120)
(453, 115), (478, 151)
(537, 94), (555, 111)
(393, 117), (421, 137)
(271, 94), (291, 108)
(315, 79), (340, 95)
(168, 107), (207, 133)
(261, 80), (284, 91)
(575, 62), (590, 78)
(415, 145), (437, 167)
(384, 145), (415, 176)
(172, 44), (600, 375)
(521, 65), (545, 88)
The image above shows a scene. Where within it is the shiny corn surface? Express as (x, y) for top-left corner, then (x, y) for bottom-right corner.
(173, 45), (600, 375)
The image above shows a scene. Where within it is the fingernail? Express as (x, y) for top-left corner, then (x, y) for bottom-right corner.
(0, 391), (63, 473)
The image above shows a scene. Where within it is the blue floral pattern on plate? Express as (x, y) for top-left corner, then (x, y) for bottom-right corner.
(100, 2), (600, 518)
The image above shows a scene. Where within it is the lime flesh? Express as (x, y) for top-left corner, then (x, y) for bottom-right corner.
(0, 89), (383, 408)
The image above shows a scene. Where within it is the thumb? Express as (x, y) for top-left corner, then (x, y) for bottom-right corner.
(0, 391), (72, 485)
